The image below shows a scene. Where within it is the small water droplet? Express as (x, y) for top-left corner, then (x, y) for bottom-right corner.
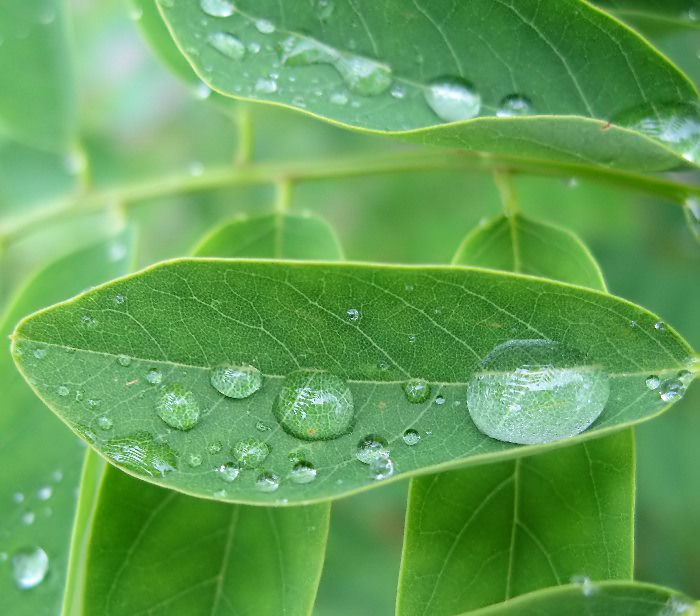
(80, 315), (98, 329)
(12, 492), (25, 504)
(114, 294), (126, 305)
(146, 368), (163, 385)
(331, 91), (349, 106)
(654, 321), (666, 332)
(57, 385), (69, 397)
(403, 379), (431, 403)
(424, 77), (481, 122)
(255, 77), (278, 93)
(334, 55), (392, 96)
(117, 354), (131, 367)
(467, 339), (610, 445)
(407, 335), (416, 344)
(390, 84), (406, 99)
(87, 398), (101, 410)
(207, 31), (245, 59)
(200, 0), (235, 18)
(231, 438), (271, 469)
(658, 377), (688, 402)
(33, 348), (47, 360)
(646, 375), (660, 390)
(345, 308), (361, 322)
(377, 361), (389, 372)
(314, 0), (334, 19)
(255, 18), (275, 33)
(210, 364), (263, 399)
(11, 547), (49, 589)
(155, 383), (200, 431)
(207, 441), (223, 454)
(37, 486), (52, 501)
(248, 41), (261, 54)
(356, 434), (390, 464)
(194, 82), (212, 99)
(255, 472), (280, 492)
(434, 394), (446, 405)
(256, 421), (272, 432)
(217, 463), (240, 482)
(21, 511), (35, 525)
(369, 456), (394, 480)
(571, 574), (598, 597)
(97, 416), (113, 430)
(104, 432), (177, 477)
(274, 370), (354, 440)
(290, 461), (317, 484)
(188, 161), (204, 176)
(52, 469), (63, 483)
(402, 429), (420, 446)
(188, 453), (203, 468)
(496, 94), (533, 117)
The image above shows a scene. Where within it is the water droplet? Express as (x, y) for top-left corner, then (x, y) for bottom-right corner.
(281, 36), (337, 66)
(346, 308), (360, 322)
(390, 84), (406, 99)
(369, 456), (394, 480)
(255, 472), (280, 492)
(57, 385), (69, 397)
(356, 434), (390, 464)
(434, 394), (446, 405)
(114, 294), (126, 305)
(217, 463), (240, 482)
(188, 453), (203, 468)
(188, 161), (204, 177)
(255, 77), (278, 93)
(331, 91), (349, 105)
(646, 375), (661, 390)
(80, 314), (98, 329)
(11, 547), (49, 589)
(334, 55), (392, 96)
(424, 77), (481, 122)
(274, 370), (354, 440)
(207, 441), (223, 454)
(12, 492), (24, 504)
(658, 376), (688, 402)
(146, 368), (163, 385)
(200, 0), (234, 18)
(660, 596), (695, 615)
(467, 339), (610, 445)
(402, 429), (420, 446)
(21, 511), (35, 525)
(403, 379), (431, 403)
(256, 421), (272, 432)
(117, 354), (131, 367)
(74, 389), (84, 402)
(255, 18), (275, 33)
(33, 348), (47, 360)
(194, 82), (212, 99)
(496, 94), (533, 117)
(97, 416), (113, 430)
(207, 31), (245, 59)
(377, 361), (389, 372)
(210, 364), (263, 399)
(571, 574), (598, 597)
(231, 438), (270, 469)
(654, 321), (666, 332)
(407, 335), (416, 344)
(155, 383), (200, 431)
(104, 432), (177, 477)
(248, 41), (261, 54)
(37, 486), (52, 501)
(314, 0), (334, 19)
(52, 469), (63, 482)
(290, 461), (317, 484)
(87, 398), (101, 410)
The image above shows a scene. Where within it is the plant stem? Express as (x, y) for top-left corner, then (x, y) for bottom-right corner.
(493, 169), (519, 216)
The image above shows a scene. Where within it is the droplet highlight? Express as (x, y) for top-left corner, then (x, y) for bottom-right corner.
(210, 364), (263, 399)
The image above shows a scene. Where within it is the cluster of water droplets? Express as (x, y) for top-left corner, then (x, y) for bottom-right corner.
(646, 369), (693, 403)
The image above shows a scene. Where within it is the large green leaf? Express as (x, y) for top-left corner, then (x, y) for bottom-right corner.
(0, 0), (76, 151)
(10, 260), (695, 505)
(460, 581), (698, 616)
(157, 0), (699, 169)
(0, 233), (132, 616)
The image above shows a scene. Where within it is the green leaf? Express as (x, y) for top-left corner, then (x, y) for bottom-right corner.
(0, 0), (76, 151)
(0, 232), (132, 616)
(157, 0), (699, 169)
(10, 260), (695, 504)
(459, 581), (698, 615)
(81, 464), (329, 615)
(594, 1), (700, 27)
(452, 213), (606, 289)
(194, 212), (344, 259)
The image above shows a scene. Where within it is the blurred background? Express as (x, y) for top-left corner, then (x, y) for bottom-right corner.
(0, 2), (698, 614)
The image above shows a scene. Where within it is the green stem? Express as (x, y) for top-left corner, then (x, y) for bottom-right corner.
(1, 149), (697, 245)
(493, 169), (519, 216)
(275, 179), (293, 214)
(235, 104), (254, 165)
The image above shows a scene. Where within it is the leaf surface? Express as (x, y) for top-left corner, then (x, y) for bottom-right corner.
(10, 260), (695, 505)
(0, 233), (132, 616)
(158, 0), (699, 169)
(0, 0), (76, 151)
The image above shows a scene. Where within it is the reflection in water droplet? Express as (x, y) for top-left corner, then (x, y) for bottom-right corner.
(11, 547), (49, 589)
(57, 386), (69, 397)
(334, 55), (392, 96)
(217, 463), (240, 482)
(255, 472), (280, 492)
(255, 77), (278, 93)
(200, 0), (235, 18)
(207, 32), (245, 59)
(104, 432), (177, 477)
(467, 339), (610, 445)
(402, 429), (420, 446)
(146, 368), (163, 385)
(207, 441), (223, 454)
(654, 321), (666, 332)
(290, 461), (317, 484)
(496, 94), (533, 117)
(155, 383), (200, 431)
(33, 348), (47, 360)
(188, 453), (203, 468)
(402, 378), (431, 403)
(231, 438), (271, 469)
(210, 364), (263, 399)
(356, 434), (390, 464)
(434, 394), (446, 405)
(97, 416), (113, 430)
(274, 370), (354, 440)
(369, 456), (394, 480)
(117, 354), (131, 367)
(424, 77), (481, 122)
(345, 308), (360, 322)
(571, 574), (598, 597)
(645, 375), (660, 390)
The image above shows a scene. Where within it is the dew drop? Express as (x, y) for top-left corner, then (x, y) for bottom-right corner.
(402, 429), (420, 446)
(290, 461), (317, 484)
(12, 492), (25, 504)
(146, 368), (163, 385)
(571, 574), (598, 597)
(33, 348), (47, 360)
(155, 383), (200, 431)
(255, 471), (280, 492)
(104, 432), (177, 477)
(660, 596), (695, 615)
(188, 453), (203, 468)
(646, 375), (661, 390)
(207, 441), (223, 454)
(21, 511), (35, 525)
(200, 0), (235, 18)
(403, 379), (431, 404)
(330, 91), (349, 105)
(654, 321), (666, 332)
(274, 370), (354, 440)
(255, 18), (275, 33)
(97, 416), (113, 430)
(207, 31), (245, 59)
(345, 308), (360, 322)
(424, 77), (481, 122)
(434, 394), (446, 405)
(117, 354), (131, 367)
(256, 421), (272, 432)
(114, 294), (126, 305)
(87, 398), (101, 410)
(217, 463), (240, 482)
(334, 55), (392, 96)
(658, 376), (688, 402)
(496, 94), (533, 117)
(390, 84), (406, 99)
(369, 456), (394, 480)
(210, 364), (262, 399)
(11, 547), (49, 589)
(37, 486), (52, 501)
(314, 0), (334, 19)
(355, 434), (390, 464)
(255, 77), (278, 93)
(467, 339), (610, 445)
(231, 438), (270, 469)
(80, 314), (98, 329)
(52, 469), (63, 482)
(194, 82), (212, 100)
(248, 41), (261, 54)
(281, 36), (337, 66)
(57, 385), (69, 397)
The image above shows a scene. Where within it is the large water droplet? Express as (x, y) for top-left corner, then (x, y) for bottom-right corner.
(200, 0), (235, 18)
(290, 461), (317, 484)
(207, 32), (245, 59)
(11, 547), (49, 589)
(210, 364), (263, 399)
(334, 55), (392, 96)
(467, 339), (610, 445)
(403, 378), (431, 403)
(355, 434), (390, 464)
(255, 471), (280, 492)
(104, 432), (177, 477)
(231, 438), (270, 469)
(274, 370), (354, 440)
(424, 77), (481, 122)
(402, 429), (420, 446)
(496, 94), (533, 117)
(155, 383), (200, 431)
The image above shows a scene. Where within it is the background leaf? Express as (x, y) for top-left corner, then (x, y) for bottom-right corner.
(10, 260), (694, 505)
